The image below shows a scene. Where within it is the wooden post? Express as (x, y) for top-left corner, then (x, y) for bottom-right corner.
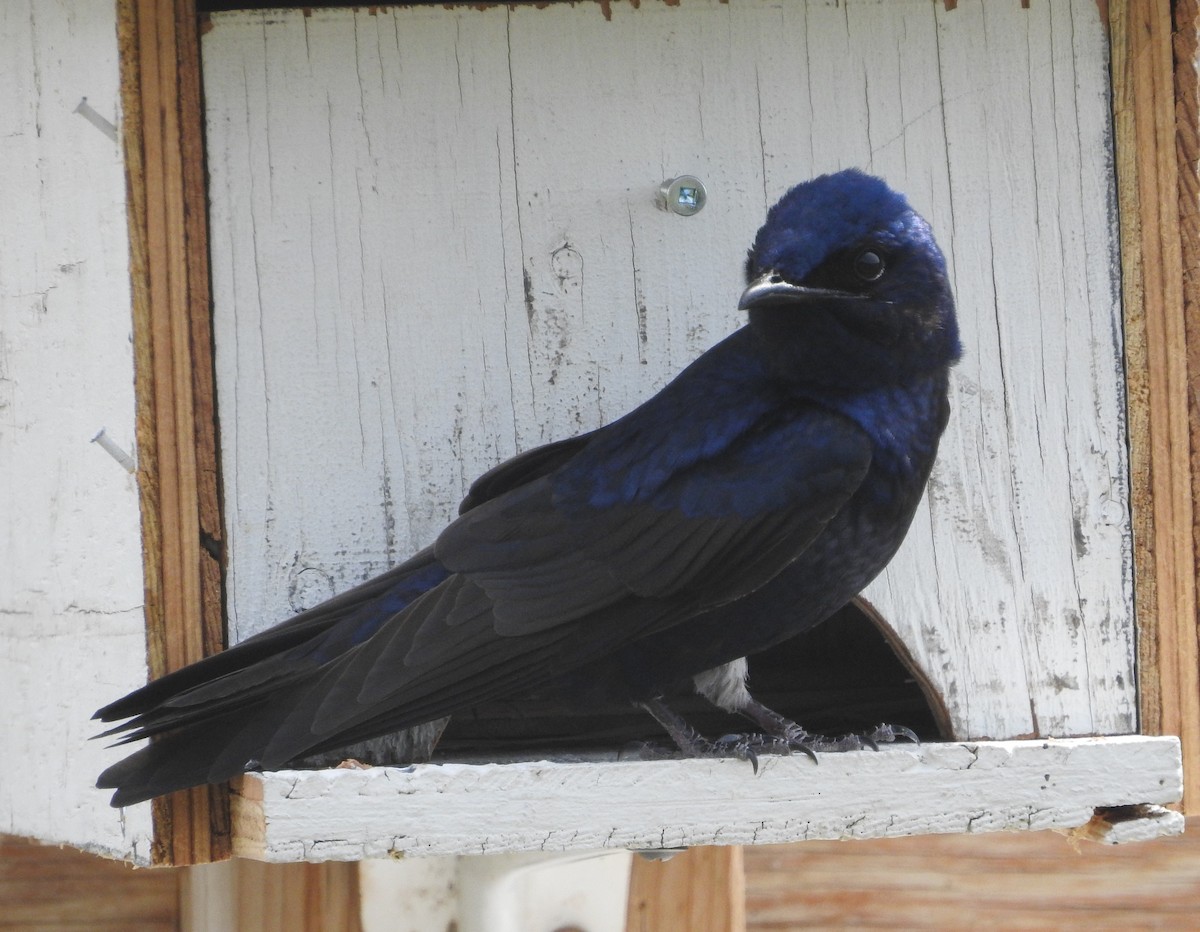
(626, 846), (746, 932)
(1110, 0), (1200, 812)
(181, 860), (362, 932)
(118, 0), (229, 864)
(1170, 0), (1200, 816)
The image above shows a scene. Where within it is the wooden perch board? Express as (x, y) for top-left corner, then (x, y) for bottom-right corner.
(230, 736), (1182, 862)
(202, 0), (1134, 744)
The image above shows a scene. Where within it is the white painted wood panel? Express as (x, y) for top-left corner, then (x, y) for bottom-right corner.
(203, 0), (1132, 747)
(0, 1), (153, 860)
(232, 736), (1182, 862)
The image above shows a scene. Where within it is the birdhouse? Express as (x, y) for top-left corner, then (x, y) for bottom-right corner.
(3, 1), (1194, 924)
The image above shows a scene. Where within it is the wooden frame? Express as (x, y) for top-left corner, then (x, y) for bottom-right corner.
(1111, 0), (1200, 811)
(120, 0), (1199, 865)
(1167, 0), (1200, 813)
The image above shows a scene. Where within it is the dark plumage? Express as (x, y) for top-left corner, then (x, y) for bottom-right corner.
(95, 169), (960, 806)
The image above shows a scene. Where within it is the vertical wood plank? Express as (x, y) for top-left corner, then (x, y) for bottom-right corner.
(1172, 0), (1200, 817)
(626, 846), (745, 932)
(1109, 0), (1200, 811)
(118, 0), (229, 863)
(236, 861), (362, 932)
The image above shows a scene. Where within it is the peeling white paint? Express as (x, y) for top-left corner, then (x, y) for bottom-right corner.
(0, 1), (153, 860)
(234, 736), (1182, 861)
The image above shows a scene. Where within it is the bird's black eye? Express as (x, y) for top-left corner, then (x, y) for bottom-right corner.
(852, 249), (886, 282)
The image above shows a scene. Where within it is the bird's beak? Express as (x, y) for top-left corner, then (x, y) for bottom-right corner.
(738, 272), (856, 310)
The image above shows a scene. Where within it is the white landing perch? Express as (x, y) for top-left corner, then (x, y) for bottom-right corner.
(229, 735), (1183, 863)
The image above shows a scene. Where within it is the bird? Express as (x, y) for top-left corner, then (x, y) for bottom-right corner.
(95, 169), (961, 806)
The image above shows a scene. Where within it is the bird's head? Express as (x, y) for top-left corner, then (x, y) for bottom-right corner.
(742, 169), (961, 390)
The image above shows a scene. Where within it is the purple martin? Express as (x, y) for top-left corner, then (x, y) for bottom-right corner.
(96, 169), (960, 806)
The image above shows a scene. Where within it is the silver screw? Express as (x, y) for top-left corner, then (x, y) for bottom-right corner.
(657, 176), (707, 216)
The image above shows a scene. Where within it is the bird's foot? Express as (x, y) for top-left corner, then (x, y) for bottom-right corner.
(637, 696), (917, 772)
(663, 729), (822, 771)
(734, 695), (918, 755)
(638, 697), (774, 772)
(795, 722), (920, 754)
(710, 721), (919, 770)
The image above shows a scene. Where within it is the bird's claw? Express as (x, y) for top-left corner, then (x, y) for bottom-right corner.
(790, 740), (820, 764)
(859, 722), (920, 746)
(713, 733), (762, 774)
(885, 723), (921, 745)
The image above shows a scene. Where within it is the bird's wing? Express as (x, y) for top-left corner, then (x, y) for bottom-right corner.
(97, 370), (875, 805)
(436, 404), (873, 636)
(459, 432), (595, 514)
(279, 401), (875, 741)
(101, 401), (870, 772)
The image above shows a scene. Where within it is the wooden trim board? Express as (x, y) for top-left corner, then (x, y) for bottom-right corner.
(1170, 0), (1200, 816)
(1109, 0), (1200, 812)
(118, 0), (229, 865)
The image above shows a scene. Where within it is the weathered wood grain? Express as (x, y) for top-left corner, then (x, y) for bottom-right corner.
(745, 816), (1200, 931)
(119, 0), (230, 865)
(1171, 0), (1200, 818)
(0, 835), (179, 930)
(229, 736), (1182, 862)
(181, 858), (362, 932)
(203, 0), (1134, 744)
(1110, 0), (1200, 811)
(0, 0), (153, 862)
(627, 846), (746, 932)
